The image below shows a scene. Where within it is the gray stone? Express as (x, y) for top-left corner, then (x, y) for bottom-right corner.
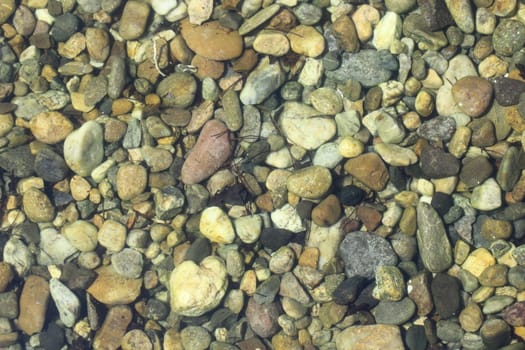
(0, 145), (35, 178)
(493, 19), (525, 57)
(0, 292), (18, 319)
(436, 320), (464, 343)
(240, 57), (286, 105)
(34, 148), (69, 183)
(417, 116), (456, 142)
(154, 186), (185, 220)
(373, 297), (416, 325)
(49, 278), (80, 327)
(111, 248), (143, 279)
(416, 202), (453, 272)
(496, 146), (520, 192)
(180, 326), (212, 350)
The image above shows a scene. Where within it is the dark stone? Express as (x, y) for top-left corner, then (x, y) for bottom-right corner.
(245, 298), (280, 338)
(496, 146), (521, 192)
(339, 185), (366, 206)
(0, 292), (18, 319)
(339, 231), (398, 279)
(480, 319), (511, 349)
(296, 200), (314, 220)
(502, 301), (525, 326)
(431, 273), (461, 319)
(146, 298), (170, 321)
(209, 308), (237, 330)
(431, 192), (453, 217)
(405, 325), (428, 350)
(417, 0), (454, 31)
(332, 276), (368, 305)
(0, 145), (35, 178)
(237, 337), (267, 350)
(494, 203), (525, 220)
(350, 282), (379, 312)
(40, 323), (66, 350)
(209, 183), (250, 207)
(60, 262), (97, 291)
(12, 222), (39, 244)
(254, 275), (280, 304)
(260, 228), (294, 251)
(35, 148), (69, 183)
(389, 166), (407, 190)
(77, 200), (96, 219)
(508, 265), (525, 290)
(50, 13), (80, 42)
(470, 119), (496, 147)
(374, 298), (416, 325)
(459, 156), (493, 188)
(492, 77), (525, 106)
(420, 145), (460, 178)
(417, 116), (456, 142)
(52, 190), (73, 207)
(246, 140), (271, 165)
(184, 238), (212, 264)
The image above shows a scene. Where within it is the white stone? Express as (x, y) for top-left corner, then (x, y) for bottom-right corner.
(271, 203), (305, 233)
(376, 113), (405, 144)
(374, 143), (418, 166)
(3, 238), (33, 276)
(335, 110), (361, 136)
(63, 120), (104, 177)
(234, 215), (263, 244)
(313, 142), (343, 169)
(372, 11), (402, 50)
(298, 58), (324, 87)
(266, 147), (293, 168)
(443, 54), (477, 83)
(200, 206), (236, 244)
(170, 256), (228, 316)
(476, 7), (496, 35)
(50, 279), (80, 327)
(188, 0), (213, 24)
(306, 219), (344, 270)
(382, 202), (403, 227)
(152, 0), (178, 15)
(39, 227), (78, 265)
(436, 82), (462, 117)
(410, 178), (434, 197)
(165, 2), (188, 22)
(471, 178), (502, 211)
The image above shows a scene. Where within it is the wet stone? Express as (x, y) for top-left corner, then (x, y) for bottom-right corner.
(431, 273), (461, 319)
(492, 77), (525, 106)
(417, 116), (456, 142)
(420, 145), (460, 178)
(374, 297), (416, 325)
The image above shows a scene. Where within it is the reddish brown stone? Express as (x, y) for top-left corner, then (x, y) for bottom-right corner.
(17, 275), (50, 335)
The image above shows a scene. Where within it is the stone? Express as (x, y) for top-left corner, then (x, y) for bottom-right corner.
(0, 0), (15, 24)
(497, 146), (520, 192)
(431, 272), (461, 319)
(39, 227), (77, 265)
(200, 206), (235, 244)
(240, 57), (286, 105)
(116, 164), (147, 200)
(239, 4), (281, 35)
(93, 305), (132, 350)
(63, 121), (104, 177)
(271, 204), (305, 233)
(87, 265), (142, 305)
(373, 266), (405, 301)
(480, 319), (511, 349)
(471, 178), (502, 211)
(49, 278), (80, 327)
(170, 256), (228, 316)
(332, 15), (359, 52)
(0, 263), (14, 293)
(418, 0), (454, 31)
(445, 0), (474, 33)
(416, 202), (453, 272)
(34, 148), (69, 183)
(234, 215), (262, 244)
(181, 20), (243, 60)
(111, 249), (143, 279)
(62, 220), (98, 252)
(310, 87), (343, 115)
(311, 194), (341, 227)
(344, 153), (389, 191)
(373, 11), (402, 50)
(18, 275), (50, 335)
(480, 218), (512, 241)
(420, 145), (460, 178)
(493, 77), (525, 106)
(460, 156), (493, 188)
(407, 272), (434, 316)
(459, 302), (483, 332)
(479, 264), (508, 287)
(23, 187), (55, 223)
(451, 76), (493, 118)
(493, 19), (525, 57)
(50, 13), (80, 42)
(119, 1), (150, 40)
(0, 292), (17, 319)
(417, 116), (456, 142)
(374, 298), (416, 325)
(188, 0), (213, 25)
(287, 25), (325, 57)
(246, 298), (280, 337)
(85, 28), (110, 63)
(286, 166), (331, 200)
(374, 143), (418, 166)
(157, 72), (197, 108)
(253, 30), (289, 56)
(339, 231), (398, 279)
(335, 325), (405, 350)
(181, 120), (232, 184)
(483, 295), (515, 314)
(180, 327), (211, 350)
(502, 301), (525, 326)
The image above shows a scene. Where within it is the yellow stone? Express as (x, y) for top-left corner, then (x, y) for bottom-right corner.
(239, 269), (257, 295)
(471, 286), (495, 303)
(454, 240), (471, 265)
(394, 191), (418, 208)
(338, 136), (364, 158)
(199, 206), (235, 244)
(461, 247), (496, 277)
(287, 25), (325, 58)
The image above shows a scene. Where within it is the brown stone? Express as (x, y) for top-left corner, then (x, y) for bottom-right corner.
(191, 54), (225, 80)
(311, 194), (342, 227)
(356, 205), (382, 231)
(268, 9), (297, 32)
(17, 275), (50, 335)
(180, 20), (243, 61)
(93, 305), (133, 350)
(87, 265), (142, 305)
(169, 35), (194, 64)
(298, 247), (319, 268)
(0, 262), (14, 292)
(407, 272), (434, 316)
(480, 218), (513, 241)
(181, 120), (232, 184)
(287, 25), (325, 58)
(104, 118), (127, 142)
(29, 111), (74, 144)
(452, 76), (493, 117)
(116, 164), (148, 201)
(112, 99), (134, 115)
(86, 27), (110, 63)
(335, 325), (404, 350)
(119, 1), (150, 40)
(344, 153), (389, 191)
(233, 49), (258, 72)
(332, 15), (359, 52)
(504, 105), (525, 132)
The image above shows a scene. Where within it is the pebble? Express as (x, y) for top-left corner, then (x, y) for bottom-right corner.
(339, 231), (398, 279)
(503, 301), (525, 326)
(116, 164), (148, 200)
(169, 256), (228, 316)
(373, 11), (402, 50)
(497, 146), (520, 192)
(240, 57), (286, 105)
(310, 87), (343, 115)
(0, 0), (15, 24)
(50, 13), (80, 42)
(373, 265), (405, 301)
(119, 1), (150, 40)
(492, 77), (525, 106)
(18, 275), (50, 335)
(0, 263), (13, 293)
(63, 120), (104, 177)
(62, 220), (98, 252)
(460, 156), (493, 188)
(0, 291), (17, 319)
(111, 248), (143, 279)
(30, 111), (73, 144)
(239, 4), (281, 35)
(420, 145), (460, 178)
(253, 30), (289, 56)
(480, 319), (511, 349)
(246, 298), (280, 338)
(181, 20), (243, 60)
(22, 187), (55, 223)
(39, 227), (77, 265)
(311, 194), (341, 227)
(49, 278), (80, 327)
(181, 120), (232, 184)
(271, 203), (305, 232)
(87, 265), (142, 305)
(287, 25), (325, 58)
(157, 72), (197, 108)
(200, 206), (236, 243)
(344, 153), (389, 191)
(492, 19), (525, 57)
(451, 76), (493, 118)
(93, 305), (132, 350)
(286, 165), (332, 199)
(180, 326), (211, 350)
(417, 202), (453, 272)
(335, 325), (405, 350)
(471, 178), (502, 211)
(374, 297), (416, 325)
(431, 272), (461, 318)
(374, 143), (417, 166)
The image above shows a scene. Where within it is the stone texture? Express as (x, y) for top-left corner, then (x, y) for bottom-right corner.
(18, 275), (50, 335)
(335, 325), (405, 350)
(180, 20), (243, 60)
(344, 153), (389, 191)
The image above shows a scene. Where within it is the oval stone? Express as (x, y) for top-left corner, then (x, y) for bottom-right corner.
(287, 166), (332, 199)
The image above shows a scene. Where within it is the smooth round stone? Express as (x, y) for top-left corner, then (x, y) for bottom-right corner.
(451, 76), (493, 118)
(344, 153), (389, 191)
(50, 13), (80, 42)
(483, 295), (514, 314)
(85, 27), (110, 63)
(23, 188), (55, 223)
(480, 319), (511, 349)
(119, 1), (150, 40)
(493, 19), (525, 57)
(338, 136), (364, 158)
(157, 72), (197, 108)
(459, 156), (493, 188)
(116, 164), (147, 201)
(180, 20), (243, 61)
(180, 326), (211, 350)
(372, 266), (405, 301)
(508, 265), (525, 290)
(98, 219), (127, 252)
(200, 206), (235, 244)
(63, 120), (104, 177)
(293, 3), (322, 25)
(480, 218), (512, 241)
(49, 278), (80, 327)
(169, 256), (228, 316)
(287, 25), (325, 58)
(30, 111), (73, 144)
(34, 148), (69, 183)
(313, 142), (343, 169)
(385, 0), (416, 13)
(372, 11), (402, 50)
(459, 302), (483, 332)
(471, 178), (502, 211)
(0, 0), (15, 24)
(502, 301), (525, 326)
(111, 248), (143, 279)
(62, 220), (98, 252)
(253, 30), (289, 56)
(152, 0), (178, 15)
(309, 87), (343, 115)
(142, 146), (173, 172)
(436, 319), (464, 343)
(286, 166), (332, 199)
(311, 194), (342, 227)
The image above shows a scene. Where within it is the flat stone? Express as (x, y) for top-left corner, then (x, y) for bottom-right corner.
(181, 120), (232, 184)
(49, 278), (80, 327)
(335, 325), (404, 350)
(339, 231), (398, 279)
(374, 298), (416, 325)
(287, 25), (325, 58)
(93, 305), (132, 350)
(116, 164), (148, 201)
(170, 256), (228, 316)
(416, 202), (453, 272)
(87, 265), (142, 305)
(344, 153), (389, 191)
(240, 57), (286, 105)
(29, 111), (73, 144)
(119, 1), (150, 40)
(63, 120), (104, 177)
(181, 20), (243, 60)
(431, 272), (461, 318)
(286, 166), (332, 199)
(157, 72), (197, 108)
(420, 145), (460, 178)
(374, 143), (417, 166)
(18, 275), (50, 335)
